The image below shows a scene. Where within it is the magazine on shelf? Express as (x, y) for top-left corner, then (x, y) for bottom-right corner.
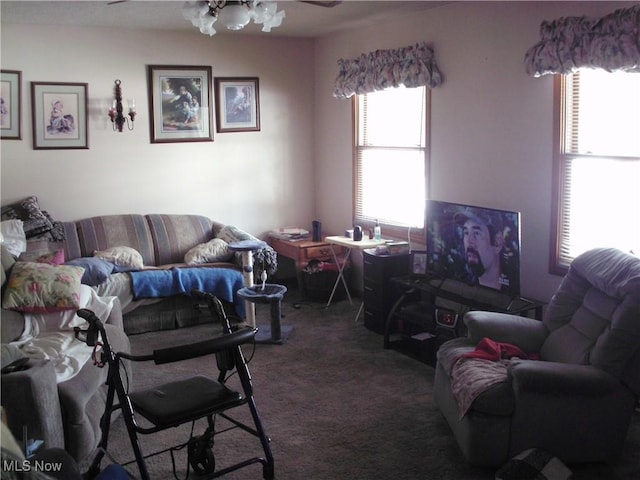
(270, 227), (310, 241)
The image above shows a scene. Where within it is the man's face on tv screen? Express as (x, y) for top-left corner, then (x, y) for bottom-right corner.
(462, 219), (497, 277)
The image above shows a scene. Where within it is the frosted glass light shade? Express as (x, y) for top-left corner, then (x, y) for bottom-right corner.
(219, 4), (251, 30)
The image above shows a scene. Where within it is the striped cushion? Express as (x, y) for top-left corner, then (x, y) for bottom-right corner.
(61, 221), (82, 261)
(76, 215), (156, 266)
(146, 214), (216, 265)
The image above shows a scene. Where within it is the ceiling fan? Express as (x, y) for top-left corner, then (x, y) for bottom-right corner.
(108, 0), (342, 35)
(108, 0), (341, 5)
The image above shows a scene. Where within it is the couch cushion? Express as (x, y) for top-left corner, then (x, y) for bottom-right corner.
(541, 248), (640, 386)
(437, 338), (515, 417)
(146, 214), (217, 265)
(2, 262), (84, 313)
(61, 221), (82, 261)
(76, 215), (156, 266)
(0, 309), (25, 343)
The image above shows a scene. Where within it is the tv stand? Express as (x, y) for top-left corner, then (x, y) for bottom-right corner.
(383, 275), (545, 365)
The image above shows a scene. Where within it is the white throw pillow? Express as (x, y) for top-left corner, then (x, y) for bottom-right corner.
(1, 220), (27, 257)
(94, 246), (144, 269)
(184, 238), (232, 264)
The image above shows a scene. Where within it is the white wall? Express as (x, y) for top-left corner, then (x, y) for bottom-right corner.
(0, 24), (315, 237)
(313, 1), (635, 302)
(3, 2), (634, 303)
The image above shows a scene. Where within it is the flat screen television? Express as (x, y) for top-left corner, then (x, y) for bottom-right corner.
(426, 200), (521, 298)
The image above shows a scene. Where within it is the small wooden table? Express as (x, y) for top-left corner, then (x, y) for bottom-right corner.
(267, 236), (346, 294)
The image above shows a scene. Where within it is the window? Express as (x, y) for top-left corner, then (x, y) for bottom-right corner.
(551, 69), (640, 273)
(354, 85), (429, 240)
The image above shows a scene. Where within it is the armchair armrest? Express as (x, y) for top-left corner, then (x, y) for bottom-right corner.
(1, 359), (64, 451)
(465, 311), (547, 353)
(509, 360), (623, 396)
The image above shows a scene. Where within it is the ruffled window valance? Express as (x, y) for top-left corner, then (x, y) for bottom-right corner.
(333, 42), (443, 99)
(524, 5), (640, 77)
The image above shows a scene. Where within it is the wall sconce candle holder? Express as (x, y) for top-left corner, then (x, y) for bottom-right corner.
(108, 79), (135, 132)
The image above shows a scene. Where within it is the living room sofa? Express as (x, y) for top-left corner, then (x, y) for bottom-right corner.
(1, 201), (276, 465)
(64, 214), (240, 334)
(20, 212), (277, 334)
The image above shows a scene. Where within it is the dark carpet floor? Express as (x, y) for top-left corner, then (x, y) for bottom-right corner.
(97, 288), (640, 480)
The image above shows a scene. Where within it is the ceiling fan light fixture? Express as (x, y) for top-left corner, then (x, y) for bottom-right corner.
(199, 15), (218, 35)
(251, 1), (276, 22)
(182, 0), (286, 36)
(251, 1), (285, 32)
(218, 2), (251, 30)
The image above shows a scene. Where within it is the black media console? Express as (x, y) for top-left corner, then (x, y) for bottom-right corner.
(383, 274), (545, 366)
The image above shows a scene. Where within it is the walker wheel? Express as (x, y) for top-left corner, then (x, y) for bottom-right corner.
(188, 432), (216, 475)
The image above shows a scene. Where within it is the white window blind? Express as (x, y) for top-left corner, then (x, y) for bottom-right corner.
(355, 86), (429, 234)
(552, 69), (640, 271)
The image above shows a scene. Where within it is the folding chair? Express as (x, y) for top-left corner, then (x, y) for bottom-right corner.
(74, 290), (274, 480)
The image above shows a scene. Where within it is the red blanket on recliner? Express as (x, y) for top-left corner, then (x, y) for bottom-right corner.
(461, 337), (539, 362)
(451, 338), (538, 418)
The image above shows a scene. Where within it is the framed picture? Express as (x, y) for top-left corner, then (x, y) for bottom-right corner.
(411, 250), (428, 276)
(31, 82), (88, 150)
(1, 70), (22, 140)
(147, 65), (213, 143)
(214, 77), (260, 133)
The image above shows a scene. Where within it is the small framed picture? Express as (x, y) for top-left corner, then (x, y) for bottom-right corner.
(1, 70), (22, 140)
(31, 82), (88, 149)
(411, 250), (428, 276)
(147, 65), (213, 143)
(214, 77), (260, 133)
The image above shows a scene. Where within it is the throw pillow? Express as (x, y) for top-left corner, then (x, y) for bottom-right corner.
(65, 257), (115, 286)
(217, 225), (259, 244)
(216, 225), (278, 275)
(0, 220), (27, 257)
(495, 448), (572, 480)
(184, 238), (233, 264)
(1, 196), (54, 238)
(1, 261), (85, 313)
(94, 246), (144, 269)
(33, 249), (65, 265)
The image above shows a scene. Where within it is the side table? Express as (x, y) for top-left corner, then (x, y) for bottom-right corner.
(324, 236), (387, 320)
(267, 236), (345, 295)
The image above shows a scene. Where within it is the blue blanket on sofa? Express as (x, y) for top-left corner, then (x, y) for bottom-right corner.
(130, 268), (246, 318)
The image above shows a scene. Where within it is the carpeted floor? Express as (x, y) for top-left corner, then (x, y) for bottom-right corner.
(97, 287), (640, 480)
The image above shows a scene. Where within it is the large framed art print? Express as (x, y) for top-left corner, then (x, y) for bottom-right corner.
(31, 82), (88, 149)
(147, 65), (213, 143)
(214, 77), (260, 133)
(1, 70), (22, 140)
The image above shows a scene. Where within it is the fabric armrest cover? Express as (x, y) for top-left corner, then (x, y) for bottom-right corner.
(465, 311), (548, 353)
(509, 360), (624, 396)
(1, 359), (64, 451)
(1, 309), (26, 343)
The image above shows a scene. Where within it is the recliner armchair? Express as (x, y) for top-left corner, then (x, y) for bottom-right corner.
(434, 247), (640, 466)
